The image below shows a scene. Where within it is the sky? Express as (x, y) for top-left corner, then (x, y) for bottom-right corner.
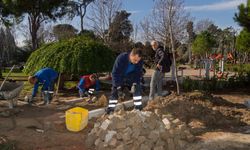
(16, 0), (247, 47)
(121, 0), (247, 28)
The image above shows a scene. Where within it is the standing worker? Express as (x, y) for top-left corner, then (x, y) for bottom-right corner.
(106, 48), (144, 114)
(149, 41), (172, 101)
(77, 74), (100, 102)
(28, 67), (58, 104)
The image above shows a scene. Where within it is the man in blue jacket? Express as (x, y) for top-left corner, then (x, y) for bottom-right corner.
(28, 67), (58, 104)
(106, 48), (144, 114)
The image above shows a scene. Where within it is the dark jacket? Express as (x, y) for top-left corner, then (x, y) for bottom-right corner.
(112, 52), (143, 87)
(154, 46), (172, 73)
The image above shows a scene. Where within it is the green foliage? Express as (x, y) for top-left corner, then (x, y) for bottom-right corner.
(192, 31), (215, 55)
(236, 29), (250, 53)
(24, 36), (115, 75)
(234, 0), (250, 31)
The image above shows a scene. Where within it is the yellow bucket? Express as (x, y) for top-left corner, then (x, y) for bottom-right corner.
(65, 107), (88, 132)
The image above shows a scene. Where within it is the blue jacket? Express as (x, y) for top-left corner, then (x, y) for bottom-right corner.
(32, 68), (58, 97)
(112, 52), (143, 87)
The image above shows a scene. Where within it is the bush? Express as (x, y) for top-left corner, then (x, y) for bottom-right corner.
(24, 36), (115, 75)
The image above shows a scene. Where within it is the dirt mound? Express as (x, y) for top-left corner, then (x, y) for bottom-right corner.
(85, 110), (195, 150)
(144, 92), (250, 135)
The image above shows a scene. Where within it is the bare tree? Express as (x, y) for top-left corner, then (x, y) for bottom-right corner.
(68, 0), (94, 33)
(88, 0), (122, 41)
(140, 17), (155, 41)
(195, 19), (213, 34)
(141, 0), (189, 94)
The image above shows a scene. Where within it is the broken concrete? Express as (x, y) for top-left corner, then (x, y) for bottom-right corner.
(86, 110), (193, 150)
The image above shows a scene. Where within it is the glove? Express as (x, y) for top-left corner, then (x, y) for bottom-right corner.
(117, 86), (125, 99)
(131, 83), (137, 93)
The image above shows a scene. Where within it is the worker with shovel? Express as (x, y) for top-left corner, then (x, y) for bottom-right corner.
(77, 74), (100, 103)
(28, 67), (58, 105)
(106, 48), (144, 114)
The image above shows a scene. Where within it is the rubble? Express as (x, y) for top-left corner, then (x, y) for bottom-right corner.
(86, 110), (194, 150)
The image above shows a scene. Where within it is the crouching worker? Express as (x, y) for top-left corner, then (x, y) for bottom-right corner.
(77, 74), (100, 102)
(106, 48), (144, 114)
(28, 68), (58, 105)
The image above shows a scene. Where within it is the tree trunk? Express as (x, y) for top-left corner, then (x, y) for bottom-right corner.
(0, 67), (2, 79)
(28, 15), (40, 50)
(169, 0), (180, 95)
(188, 43), (192, 64)
(79, 6), (84, 33)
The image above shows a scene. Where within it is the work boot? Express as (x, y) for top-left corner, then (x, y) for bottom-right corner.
(134, 105), (143, 111)
(105, 107), (114, 115)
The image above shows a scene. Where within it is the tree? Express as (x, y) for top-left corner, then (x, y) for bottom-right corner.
(2, 0), (69, 50)
(108, 10), (133, 52)
(24, 36), (115, 75)
(192, 31), (215, 56)
(186, 21), (195, 63)
(234, 0), (250, 31)
(195, 19), (213, 34)
(88, 0), (122, 41)
(0, 27), (17, 64)
(53, 24), (78, 41)
(68, 0), (94, 33)
(236, 29), (250, 53)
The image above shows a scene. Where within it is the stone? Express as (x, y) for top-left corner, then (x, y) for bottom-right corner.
(116, 133), (123, 140)
(115, 144), (125, 150)
(172, 119), (181, 125)
(162, 118), (171, 129)
(109, 138), (117, 147)
(167, 138), (175, 150)
(156, 139), (165, 147)
(132, 129), (140, 138)
(115, 121), (127, 129)
(96, 129), (106, 140)
(140, 143), (151, 150)
(138, 136), (146, 144)
(154, 146), (164, 150)
(178, 140), (187, 149)
(94, 138), (100, 146)
(100, 119), (111, 130)
(177, 124), (186, 131)
(122, 132), (131, 142)
(104, 130), (117, 143)
(94, 122), (101, 128)
(148, 130), (160, 142)
(123, 127), (132, 135)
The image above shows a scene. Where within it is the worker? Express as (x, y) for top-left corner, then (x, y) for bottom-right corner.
(106, 48), (144, 114)
(28, 67), (58, 104)
(77, 74), (100, 98)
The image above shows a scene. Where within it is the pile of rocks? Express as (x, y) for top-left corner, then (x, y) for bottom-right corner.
(85, 110), (195, 150)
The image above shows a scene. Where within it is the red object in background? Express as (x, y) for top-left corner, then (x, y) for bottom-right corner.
(217, 71), (223, 79)
(215, 54), (223, 60)
(227, 52), (234, 60)
(210, 54), (217, 59)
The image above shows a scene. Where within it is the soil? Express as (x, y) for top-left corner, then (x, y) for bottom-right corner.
(0, 89), (250, 150)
